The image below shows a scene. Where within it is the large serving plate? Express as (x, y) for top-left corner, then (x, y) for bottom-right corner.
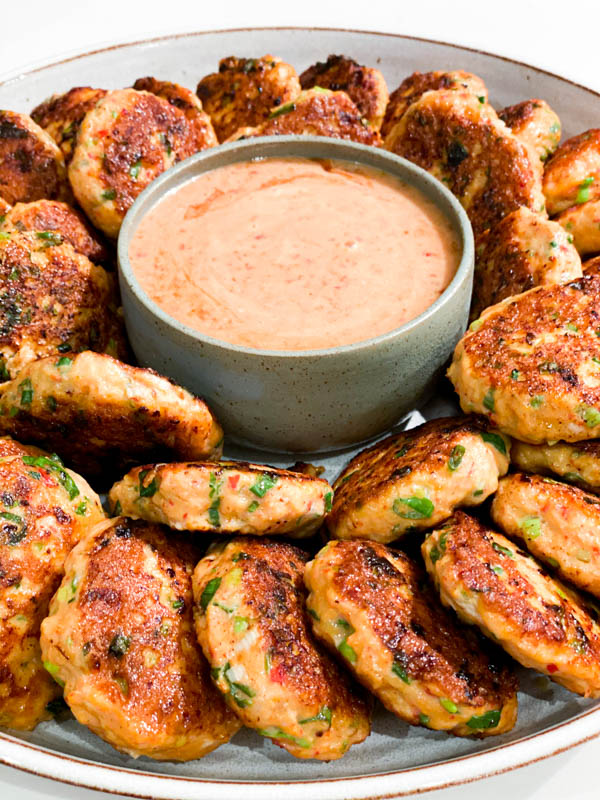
(1, 26), (600, 800)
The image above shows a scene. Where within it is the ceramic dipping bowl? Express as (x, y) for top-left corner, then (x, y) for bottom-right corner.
(117, 135), (474, 453)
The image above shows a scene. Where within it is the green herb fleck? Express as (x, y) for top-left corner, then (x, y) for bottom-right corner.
(324, 491), (333, 513)
(19, 378), (33, 406)
(101, 188), (116, 201)
(268, 101), (296, 119)
(200, 577), (221, 611)
(250, 473), (278, 497)
(129, 159), (142, 180)
(492, 541), (514, 558)
(108, 633), (130, 658)
(520, 516), (542, 540)
(510, 369), (520, 381)
(300, 706), (332, 728)
(22, 454), (79, 500)
(392, 496), (434, 519)
(466, 709), (501, 729)
(577, 404), (600, 428)
(576, 176), (594, 204)
(480, 431), (507, 456)
(392, 659), (411, 684)
(439, 698), (458, 714)
(448, 444), (465, 471)
(483, 387), (495, 412)
(138, 468), (158, 498)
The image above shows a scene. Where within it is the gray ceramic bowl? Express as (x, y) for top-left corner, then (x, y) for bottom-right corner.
(117, 135), (474, 453)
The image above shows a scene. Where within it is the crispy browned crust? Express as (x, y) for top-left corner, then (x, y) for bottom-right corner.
(0, 232), (125, 379)
(381, 70), (488, 138)
(543, 129), (600, 215)
(30, 87), (107, 162)
(0, 200), (110, 264)
(584, 255), (600, 276)
(132, 77), (218, 148)
(324, 540), (517, 709)
(229, 89), (381, 146)
(0, 196), (11, 216)
(498, 99), (561, 165)
(0, 111), (68, 204)
(197, 55), (301, 142)
(299, 55), (388, 129)
(384, 91), (543, 235)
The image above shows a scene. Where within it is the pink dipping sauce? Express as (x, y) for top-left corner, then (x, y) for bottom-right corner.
(130, 157), (461, 351)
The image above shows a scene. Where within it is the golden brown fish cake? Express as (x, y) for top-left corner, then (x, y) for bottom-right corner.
(491, 472), (600, 597)
(423, 511), (600, 697)
(227, 88), (381, 146)
(543, 129), (600, 215)
(0, 449), (104, 730)
(327, 416), (510, 544)
(132, 77), (218, 148)
(299, 55), (388, 130)
(0, 434), (47, 460)
(498, 99), (561, 167)
(448, 273), (600, 443)
(40, 517), (240, 760)
(109, 460), (332, 538)
(0, 200), (110, 264)
(558, 200), (600, 257)
(511, 438), (600, 494)
(381, 70), (488, 138)
(196, 55), (301, 142)
(304, 539), (518, 736)
(471, 206), (582, 319)
(384, 91), (545, 235)
(0, 110), (68, 205)
(0, 351), (223, 479)
(0, 231), (125, 380)
(30, 87), (107, 162)
(193, 536), (371, 760)
(68, 89), (212, 239)
(585, 255), (600, 276)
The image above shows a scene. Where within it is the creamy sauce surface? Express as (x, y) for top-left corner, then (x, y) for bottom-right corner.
(130, 157), (461, 350)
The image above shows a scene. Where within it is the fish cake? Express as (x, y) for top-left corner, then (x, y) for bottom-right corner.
(327, 416), (510, 544)
(0, 231), (125, 380)
(132, 77), (218, 147)
(0, 196), (11, 217)
(192, 537), (371, 760)
(423, 511), (600, 697)
(226, 88), (381, 146)
(196, 55), (301, 142)
(109, 460), (332, 538)
(0, 200), (109, 264)
(557, 200), (600, 257)
(40, 517), (240, 760)
(511, 438), (600, 493)
(384, 91), (545, 235)
(448, 273), (600, 443)
(585, 255), (600, 276)
(0, 448), (104, 729)
(491, 472), (600, 597)
(304, 539), (518, 736)
(30, 87), (107, 163)
(299, 55), (389, 130)
(471, 206), (582, 319)
(0, 351), (223, 479)
(381, 70), (488, 138)
(498, 99), (561, 167)
(0, 110), (68, 205)
(543, 129), (600, 215)
(68, 89), (212, 238)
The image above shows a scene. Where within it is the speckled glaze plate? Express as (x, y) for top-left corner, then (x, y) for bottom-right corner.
(1, 26), (600, 800)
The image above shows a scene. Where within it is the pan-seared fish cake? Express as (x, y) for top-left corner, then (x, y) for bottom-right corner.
(558, 200), (600, 257)
(511, 438), (600, 493)
(0, 110), (68, 205)
(69, 89), (213, 238)
(327, 416), (510, 544)
(544, 129), (600, 215)
(381, 70), (488, 138)
(31, 87), (107, 162)
(0, 231), (125, 380)
(0, 200), (109, 264)
(40, 518), (240, 760)
(471, 206), (581, 319)
(305, 539), (518, 736)
(299, 55), (388, 130)
(585, 256), (600, 276)
(109, 460), (332, 538)
(449, 273), (600, 443)
(132, 77), (218, 147)
(498, 99), (561, 167)
(0, 352), (223, 479)
(196, 55), (301, 142)
(0, 448), (103, 730)
(491, 472), (600, 597)
(384, 91), (545, 235)
(423, 511), (600, 697)
(193, 537), (371, 760)
(226, 89), (381, 146)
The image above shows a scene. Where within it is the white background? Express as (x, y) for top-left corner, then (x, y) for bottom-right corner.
(1, 0), (599, 797)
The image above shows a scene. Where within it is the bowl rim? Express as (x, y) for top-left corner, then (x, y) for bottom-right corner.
(117, 134), (474, 359)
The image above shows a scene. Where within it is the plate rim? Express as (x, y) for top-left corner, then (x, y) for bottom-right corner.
(1, 24), (599, 799)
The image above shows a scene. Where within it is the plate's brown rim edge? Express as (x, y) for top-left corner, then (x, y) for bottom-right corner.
(0, 22), (599, 800)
